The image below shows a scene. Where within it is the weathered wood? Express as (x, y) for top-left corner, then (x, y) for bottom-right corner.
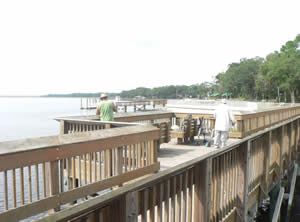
(126, 191), (138, 222)
(236, 142), (250, 222)
(4, 113), (300, 222)
(0, 126), (160, 171)
(271, 187), (284, 222)
(286, 163), (298, 222)
(47, 160), (60, 213)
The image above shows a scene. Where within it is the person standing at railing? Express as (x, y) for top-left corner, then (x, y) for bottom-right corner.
(96, 93), (117, 121)
(213, 99), (235, 148)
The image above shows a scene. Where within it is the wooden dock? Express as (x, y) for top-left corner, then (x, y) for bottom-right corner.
(80, 97), (167, 111)
(158, 137), (239, 170)
(1, 105), (300, 222)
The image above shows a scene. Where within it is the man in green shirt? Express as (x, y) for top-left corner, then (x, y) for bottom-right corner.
(96, 94), (117, 121)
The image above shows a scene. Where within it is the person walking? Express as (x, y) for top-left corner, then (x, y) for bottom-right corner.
(96, 93), (117, 121)
(213, 99), (235, 148)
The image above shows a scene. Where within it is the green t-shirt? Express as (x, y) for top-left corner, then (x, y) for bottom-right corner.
(97, 101), (114, 121)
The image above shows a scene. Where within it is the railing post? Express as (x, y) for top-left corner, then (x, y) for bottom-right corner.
(288, 122), (292, 166)
(194, 158), (212, 222)
(279, 125), (284, 178)
(153, 139), (159, 164)
(236, 120), (244, 138)
(60, 120), (68, 135)
(262, 131), (271, 196)
(126, 191), (138, 222)
(293, 119), (298, 160)
(237, 141), (250, 222)
(296, 119), (300, 152)
(47, 160), (60, 213)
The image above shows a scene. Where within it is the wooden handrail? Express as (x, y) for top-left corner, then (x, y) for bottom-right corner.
(0, 125), (160, 222)
(56, 111), (174, 143)
(37, 116), (300, 222)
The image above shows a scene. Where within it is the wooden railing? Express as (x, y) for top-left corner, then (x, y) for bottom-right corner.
(174, 105), (300, 138)
(56, 118), (141, 135)
(115, 111), (173, 144)
(57, 111), (174, 144)
(170, 118), (198, 144)
(0, 125), (160, 222)
(38, 116), (300, 222)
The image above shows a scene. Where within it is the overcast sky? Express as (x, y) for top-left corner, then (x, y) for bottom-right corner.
(0, 0), (299, 95)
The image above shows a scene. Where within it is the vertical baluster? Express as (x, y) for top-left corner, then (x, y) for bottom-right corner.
(4, 170), (8, 210)
(104, 151), (107, 179)
(182, 171), (187, 222)
(176, 174), (182, 222)
(212, 158), (216, 222)
(225, 153), (229, 215)
(171, 177), (176, 222)
(149, 187), (155, 222)
(94, 152), (97, 182)
(150, 140), (154, 164)
(229, 152), (233, 211)
(234, 149), (238, 207)
(133, 144), (136, 170)
(28, 166), (32, 203)
(142, 142), (145, 167)
(220, 157), (224, 219)
(147, 141), (151, 166)
(12, 169), (17, 208)
(72, 157), (76, 188)
(84, 154), (87, 185)
(60, 160), (64, 192)
(216, 157), (221, 221)
(124, 146), (128, 173)
(187, 169), (193, 222)
(78, 156), (82, 187)
(99, 152), (102, 180)
(112, 148), (115, 176)
(128, 145), (132, 171)
(164, 180), (170, 222)
(66, 159), (70, 190)
(20, 167), (25, 205)
(89, 153), (92, 183)
(35, 164), (40, 200)
(135, 144), (138, 170)
(157, 183), (163, 222)
(42, 163), (46, 198)
(142, 190), (148, 222)
(137, 143), (141, 168)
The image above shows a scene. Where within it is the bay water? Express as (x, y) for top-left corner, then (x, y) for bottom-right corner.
(0, 97), (95, 142)
(0, 97), (95, 220)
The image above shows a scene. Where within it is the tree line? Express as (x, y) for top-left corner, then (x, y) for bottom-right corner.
(120, 34), (300, 103)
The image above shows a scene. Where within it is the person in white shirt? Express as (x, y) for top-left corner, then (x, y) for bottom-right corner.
(213, 99), (235, 148)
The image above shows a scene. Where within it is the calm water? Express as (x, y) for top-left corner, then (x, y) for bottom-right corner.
(0, 97), (95, 142)
(0, 97), (96, 220)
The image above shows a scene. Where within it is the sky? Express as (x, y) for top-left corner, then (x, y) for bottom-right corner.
(0, 0), (299, 96)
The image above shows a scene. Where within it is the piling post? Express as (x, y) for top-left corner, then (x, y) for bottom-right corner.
(126, 191), (138, 222)
(194, 158), (212, 222)
(236, 141), (250, 222)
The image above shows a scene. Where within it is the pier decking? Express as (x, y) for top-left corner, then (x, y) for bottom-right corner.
(158, 138), (239, 170)
(1, 104), (300, 222)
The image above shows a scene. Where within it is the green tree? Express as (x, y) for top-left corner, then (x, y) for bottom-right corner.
(216, 57), (264, 99)
(259, 34), (300, 103)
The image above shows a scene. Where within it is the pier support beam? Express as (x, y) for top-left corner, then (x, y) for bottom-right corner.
(237, 141), (250, 222)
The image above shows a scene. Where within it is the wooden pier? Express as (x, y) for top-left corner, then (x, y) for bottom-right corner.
(1, 105), (300, 221)
(80, 97), (167, 111)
